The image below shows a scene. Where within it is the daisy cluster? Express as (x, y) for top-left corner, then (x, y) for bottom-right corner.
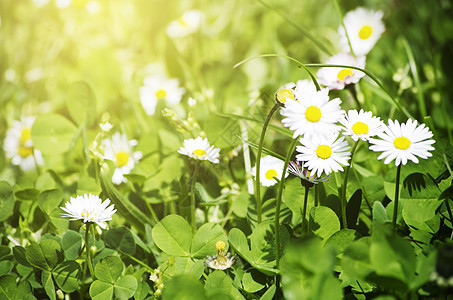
(316, 7), (385, 90)
(276, 79), (435, 184)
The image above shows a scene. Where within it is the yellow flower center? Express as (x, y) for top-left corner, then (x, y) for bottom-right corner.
(394, 137), (411, 150)
(276, 88), (295, 104)
(352, 121), (369, 135)
(216, 241), (226, 252)
(359, 25), (373, 39)
(316, 145), (332, 159)
(155, 89), (167, 99)
(192, 149), (206, 158)
(115, 151), (129, 168)
(265, 169), (278, 180)
(18, 128), (33, 158)
(337, 69), (354, 81)
(20, 128), (31, 144)
(305, 106), (322, 123)
(18, 147), (33, 158)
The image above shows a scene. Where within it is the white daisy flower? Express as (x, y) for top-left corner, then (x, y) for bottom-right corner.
(296, 132), (351, 177)
(166, 10), (204, 38)
(60, 194), (116, 229)
(275, 82), (296, 104)
(280, 80), (344, 138)
(139, 75), (185, 116)
(317, 53), (366, 90)
(368, 119), (435, 166)
(287, 160), (330, 188)
(178, 136), (220, 163)
(3, 116), (43, 171)
(205, 241), (235, 271)
(99, 121), (112, 132)
(251, 155), (288, 187)
(101, 132), (142, 184)
(340, 109), (384, 141)
(339, 7), (385, 56)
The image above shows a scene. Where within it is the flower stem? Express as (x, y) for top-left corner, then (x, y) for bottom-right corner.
(333, 0), (355, 56)
(393, 164), (402, 229)
(85, 223), (95, 280)
(255, 103), (279, 224)
(314, 185), (319, 207)
(190, 162), (201, 232)
(275, 138), (298, 268)
(301, 186), (310, 235)
(341, 140), (359, 229)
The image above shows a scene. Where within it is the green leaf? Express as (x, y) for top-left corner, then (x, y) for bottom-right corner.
(114, 275), (137, 299)
(228, 228), (251, 262)
(65, 81), (97, 126)
(309, 206), (340, 243)
(162, 275), (206, 300)
(94, 256), (123, 283)
(15, 189), (39, 201)
(0, 246), (11, 261)
(152, 215), (192, 256)
(280, 238), (341, 300)
(25, 240), (63, 271)
(13, 246), (31, 267)
(37, 189), (63, 216)
(133, 281), (150, 300)
(0, 261), (13, 276)
(205, 271), (234, 298)
(370, 224), (416, 285)
(61, 231), (83, 260)
(42, 270), (56, 300)
(31, 113), (77, 155)
(52, 261), (81, 293)
(191, 223), (227, 259)
(104, 227), (136, 255)
(0, 181), (14, 222)
(0, 275), (17, 299)
(242, 272), (265, 293)
(90, 280), (113, 300)
(259, 284), (276, 300)
(373, 201), (390, 226)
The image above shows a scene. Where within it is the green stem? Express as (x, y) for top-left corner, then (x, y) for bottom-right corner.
(275, 138), (298, 268)
(301, 186), (310, 235)
(403, 39), (426, 118)
(332, 0), (355, 56)
(255, 103), (279, 224)
(393, 165), (402, 229)
(314, 184), (319, 207)
(85, 223), (95, 279)
(341, 140), (359, 229)
(119, 250), (154, 271)
(190, 162), (201, 232)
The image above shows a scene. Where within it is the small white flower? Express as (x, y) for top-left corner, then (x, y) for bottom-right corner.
(4, 116), (43, 171)
(287, 160), (330, 187)
(251, 155), (288, 187)
(178, 136), (220, 164)
(369, 119), (435, 166)
(317, 53), (366, 90)
(60, 194), (116, 229)
(99, 122), (113, 132)
(339, 7), (385, 56)
(188, 97), (197, 107)
(296, 132), (351, 177)
(166, 10), (204, 38)
(275, 82), (296, 104)
(139, 75), (185, 116)
(101, 132), (142, 184)
(205, 241), (235, 270)
(280, 80), (344, 138)
(340, 109), (384, 141)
